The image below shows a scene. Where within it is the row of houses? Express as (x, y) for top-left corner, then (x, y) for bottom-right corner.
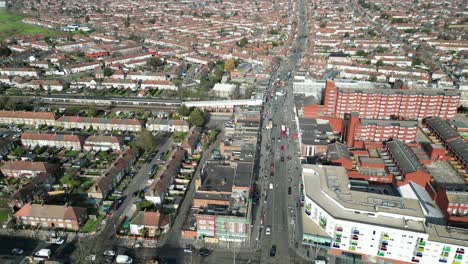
(21, 133), (123, 151)
(0, 110), (190, 132)
(88, 148), (138, 199)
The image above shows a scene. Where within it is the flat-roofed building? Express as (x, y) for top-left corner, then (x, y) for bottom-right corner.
(301, 164), (468, 264)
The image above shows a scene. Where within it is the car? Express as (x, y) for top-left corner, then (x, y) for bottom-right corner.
(184, 244), (195, 253)
(11, 248), (24, 255)
(55, 237), (65, 244)
(103, 250), (116, 257)
(280, 145), (284, 151)
(198, 248), (210, 257)
(265, 226), (271, 235)
(280, 156), (285, 162)
(270, 245), (277, 257)
(85, 255), (96, 261)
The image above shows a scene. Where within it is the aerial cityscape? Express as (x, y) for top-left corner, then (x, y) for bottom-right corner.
(0, 0), (466, 263)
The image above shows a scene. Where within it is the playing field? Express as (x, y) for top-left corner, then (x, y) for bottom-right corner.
(0, 11), (58, 40)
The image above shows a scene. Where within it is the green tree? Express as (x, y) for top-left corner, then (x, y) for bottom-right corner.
(137, 199), (153, 211)
(376, 60), (384, 68)
(224, 58), (236, 72)
(355, 50), (367, 57)
(124, 16), (130, 28)
(188, 108), (206, 127)
(238, 37), (248, 47)
(178, 105), (191, 117)
(344, 32), (350, 38)
(148, 57), (163, 70)
(87, 104), (98, 117)
(136, 129), (156, 154)
(0, 46), (11, 57)
(103, 67), (114, 77)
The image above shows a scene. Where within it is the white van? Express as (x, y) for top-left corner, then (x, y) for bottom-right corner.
(116, 255), (133, 264)
(33, 248), (52, 260)
(269, 183), (274, 190)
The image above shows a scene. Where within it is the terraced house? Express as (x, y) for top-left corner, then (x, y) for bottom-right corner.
(0, 111), (56, 126)
(56, 116), (143, 132)
(21, 132), (82, 150)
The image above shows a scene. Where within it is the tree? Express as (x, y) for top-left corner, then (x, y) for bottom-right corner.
(344, 32), (350, 38)
(224, 58), (236, 72)
(178, 105), (191, 117)
(136, 129), (156, 154)
(148, 57), (163, 70)
(124, 16), (130, 28)
(188, 108), (206, 127)
(85, 16), (90, 23)
(87, 104), (98, 117)
(137, 199), (153, 211)
(0, 46), (11, 57)
(103, 67), (114, 77)
(355, 50), (367, 57)
(238, 37), (248, 47)
(376, 60), (384, 68)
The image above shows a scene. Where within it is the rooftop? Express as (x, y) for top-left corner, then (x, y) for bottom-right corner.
(386, 140), (425, 175)
(302, 164), (426, 232)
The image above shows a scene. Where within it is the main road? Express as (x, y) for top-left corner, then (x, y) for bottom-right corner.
(256, 0), (309, 262)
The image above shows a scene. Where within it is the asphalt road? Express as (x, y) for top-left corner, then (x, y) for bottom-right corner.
(255, 0), (309, 262)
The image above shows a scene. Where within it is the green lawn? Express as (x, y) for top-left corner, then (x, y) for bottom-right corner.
(0, 209), (10, 223)
(0, 11), (58, 41)
(81, 214), (104, 233)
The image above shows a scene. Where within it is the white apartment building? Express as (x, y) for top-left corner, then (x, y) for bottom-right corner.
(301, 165), (468, 264)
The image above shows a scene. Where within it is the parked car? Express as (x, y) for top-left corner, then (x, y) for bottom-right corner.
(11, 248), (24, 255)
(265, 226), (271, 235)
(55, 237), (65, 244)
(198, 248), (210, 257)
(103, 250), (116, 257)
(184, 244), (195, 253)
(116, 255), (133, 264)
(270, 245), (277, 257)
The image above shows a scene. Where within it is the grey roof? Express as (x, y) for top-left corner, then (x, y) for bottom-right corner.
(361, 119), (418, 128)
(340, 88), (460, 96)
(327, 142), (351, 161)
(447, 138), (468, 164)
(199, 162), (235, 192)
(294, 95), (316, 108)
(425, 117), (460, 141)
(234, 162), (253, 187)
(298, 118), (332, 145)
(386, 140), (424, 175)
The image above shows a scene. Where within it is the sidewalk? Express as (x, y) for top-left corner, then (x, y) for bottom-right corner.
(0, 226), (91, 241)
